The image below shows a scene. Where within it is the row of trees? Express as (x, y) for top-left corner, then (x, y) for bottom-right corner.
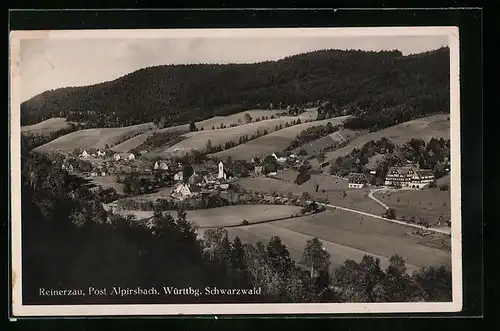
(119, 171), (174, 196)
(131, 130), (188, 155)
(22, 48), (449, 130)
(286, 122), (340, 151)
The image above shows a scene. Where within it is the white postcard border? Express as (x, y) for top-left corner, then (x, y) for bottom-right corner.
(10, 26), (462, 317)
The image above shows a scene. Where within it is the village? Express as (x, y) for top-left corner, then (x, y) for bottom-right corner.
(56, 143), (447, 226)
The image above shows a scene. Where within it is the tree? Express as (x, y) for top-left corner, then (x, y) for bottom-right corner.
(383, 208), (396, 220)
(189, 121), (197, 132)
(262, 155), (278, 174)
(203, 228), (231, 264)
(266, 236), (293, 274)
(317, 152), (326, 164)
(412, 266), (452, 301)
(333, 255), (387, 302)
(182, 164), (194, 183)
(159, 116), (166, 129)
(231, 236), (246, 270)
(72, 147), (81, 156)
(383, 255), (421, 302)
(244, 113), (253, 124)
(298, 148), (307, 156)
(294, 164), (311, 185)
(206, 139), (213, 153)
(303, 238), (331, 279)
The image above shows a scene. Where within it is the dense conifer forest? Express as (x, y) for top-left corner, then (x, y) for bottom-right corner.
(21, 48), (450, 131)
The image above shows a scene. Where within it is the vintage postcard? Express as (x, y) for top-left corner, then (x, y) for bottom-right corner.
(10, 27), (461, 317)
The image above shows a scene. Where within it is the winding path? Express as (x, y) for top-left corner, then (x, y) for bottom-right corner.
(367, 188), (390, 210)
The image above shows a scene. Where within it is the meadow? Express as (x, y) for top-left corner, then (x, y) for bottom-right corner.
(21, 117), (78, 136)
(211, 115), (352, 161)
(323, 114), (450, 162)
(237, 171), (385, 215)
(373, 188), (451, 226)
(204, 208), (451, 274)
(34, 122), (156, 153)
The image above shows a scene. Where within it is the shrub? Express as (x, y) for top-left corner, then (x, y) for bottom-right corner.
(440, 184), (449, 191)
(383, 208), (396, 220)
(241, 219), (249, 225)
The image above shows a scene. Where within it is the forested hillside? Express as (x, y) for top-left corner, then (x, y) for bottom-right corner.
(21, 47), (450, 130)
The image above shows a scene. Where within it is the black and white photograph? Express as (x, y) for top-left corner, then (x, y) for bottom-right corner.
(10, 27), (461, 316)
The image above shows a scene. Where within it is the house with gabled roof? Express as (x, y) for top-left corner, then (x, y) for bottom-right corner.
(385, 166), (435, 189)
(410, 169), (435, 189)
(384, 167), (414, 187)
(271, 152), (288, 163)
(174, 171), (184, 182)
(348, 173), (368, 188)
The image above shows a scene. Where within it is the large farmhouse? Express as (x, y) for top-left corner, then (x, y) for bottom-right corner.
(384, 166), (435, 189)
(348, 173), (368, 188)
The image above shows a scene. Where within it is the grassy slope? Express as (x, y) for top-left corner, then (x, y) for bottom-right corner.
(237, 171), (384, 215)
(210, 115), (352, 161)
(34, 122), (157, 153)
(323, 114), (450, 163)
(111, 109), (315, 154)
(21, 117), (72, 136)
(292, 128), (364, 156)
(111, 125), (188, 153)
(112, 204), (302, 228)
(373, 188), (451, 225)
(146, 110), (320, 158)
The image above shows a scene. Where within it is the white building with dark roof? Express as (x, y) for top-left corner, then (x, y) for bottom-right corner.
(384, 166), (435, 189)
(348, 173), (368, 188)
(384, 167), (415, 187)
(409, 169), (435, 189)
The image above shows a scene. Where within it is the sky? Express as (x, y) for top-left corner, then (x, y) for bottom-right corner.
(19, 33), (449, 102)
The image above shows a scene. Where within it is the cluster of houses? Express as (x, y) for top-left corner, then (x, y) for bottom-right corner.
(78, 149), (137, 162)
(251, 151), (301, 177)
(345, 166), (436, 189)
(171, 161), (232, 201)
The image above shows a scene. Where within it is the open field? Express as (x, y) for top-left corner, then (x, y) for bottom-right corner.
(206, 208), (451, 273)
(195, 109), (286, 130)
(34, 122), (157, 153)
(21, 117), (80, 136)
(146, 120), (302, 158)
(111, 125), (189, 153)
(293, 128), (364, 156)
(211, 115), (352, 161)
(187, 205), (302, 228)
(112, 204), (302, 228)
(127, 186), (174, 202)
(109, 109), (292, 153)
(323, 114), (450, 162)
(88, 174), (125, 195)
(373, 188), (451, 226)
(436, 174), (450, 186)
(237, 171), (385, 215)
